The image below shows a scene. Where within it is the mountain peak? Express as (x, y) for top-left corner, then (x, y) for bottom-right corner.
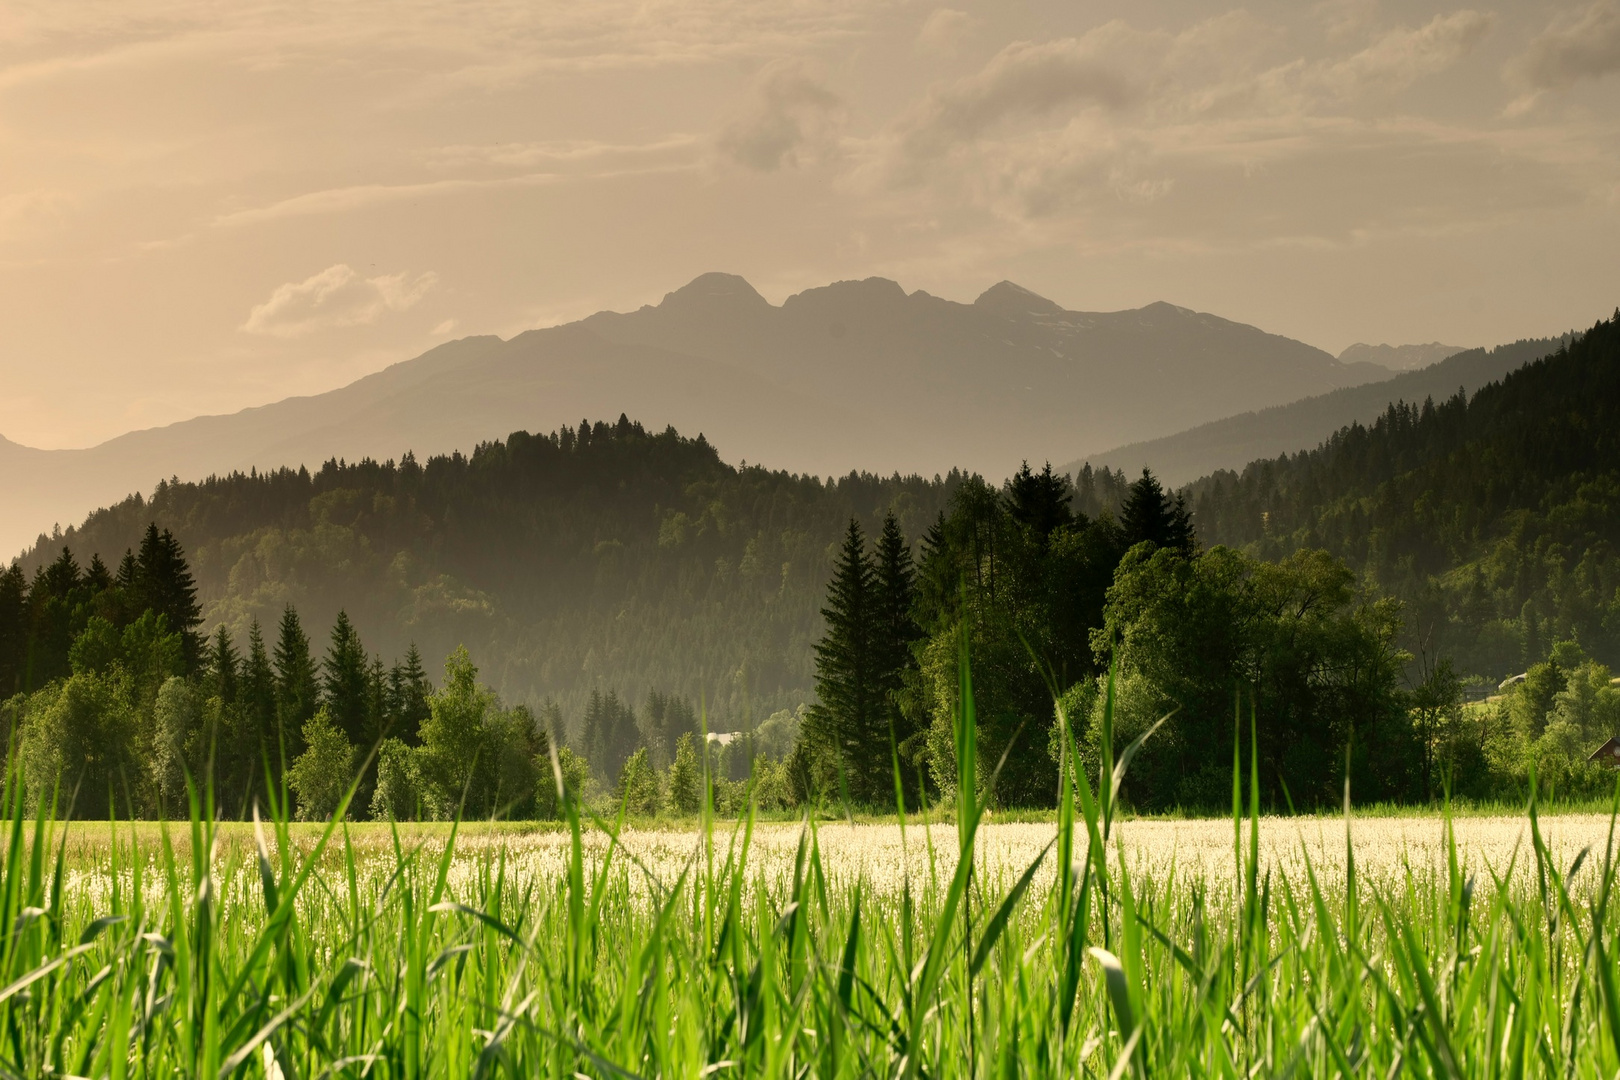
(974, 281), (1065, 317)
(659, 272), (770, 311)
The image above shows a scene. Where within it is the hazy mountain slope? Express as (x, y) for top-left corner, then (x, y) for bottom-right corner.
(13, 420), (959, 726)
(1070, 336), (1565, 486)
(1339, 342), (1468, 370)
(2, 272), (1388, 559)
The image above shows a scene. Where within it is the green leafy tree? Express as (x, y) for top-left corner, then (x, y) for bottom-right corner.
(150, 677), (201, 813)
(1094, 545), (1412, 810)
(370, 737), (420, 821)
(289, 707), (355, 821)
(68, 617), (121, 676)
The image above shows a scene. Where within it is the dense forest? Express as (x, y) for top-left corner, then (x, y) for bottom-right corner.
(13, 418), (962, 732)
(1187, 310), (1620, 681)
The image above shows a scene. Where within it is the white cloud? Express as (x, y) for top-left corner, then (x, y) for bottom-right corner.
(1313, 10), (1492, 99)
(916, 9), (979, 57)
(1507, 1), (1620, 102)
(718, 60), (846, 171)
(241, 264), (437, 338)
(891, 25), (1149, 169)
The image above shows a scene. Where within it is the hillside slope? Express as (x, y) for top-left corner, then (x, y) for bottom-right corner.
(1186, 312), (1620, 680)
(13, 419), (959, 727)
(1, 272), (1387, 558)
(1072, 336), (1564, 486)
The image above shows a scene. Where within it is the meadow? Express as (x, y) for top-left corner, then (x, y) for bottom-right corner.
(5, 689), (1620, 1079)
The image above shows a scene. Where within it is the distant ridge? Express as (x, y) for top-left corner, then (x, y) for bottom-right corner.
(3, 272), (1390, 558)
(1069, 335), (1568, 487)
(1338, 341), (1468, 370)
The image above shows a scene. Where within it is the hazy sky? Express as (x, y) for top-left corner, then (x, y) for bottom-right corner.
(2, 0), (1617, 449)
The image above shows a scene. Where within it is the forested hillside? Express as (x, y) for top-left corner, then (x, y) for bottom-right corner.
(14, 417), (958, 730)
(1074, 335), (1565, 486)
(1188, 312), (1620, 681)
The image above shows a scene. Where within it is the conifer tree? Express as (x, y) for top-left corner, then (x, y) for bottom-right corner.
(133, 524), (202, 670)
(242, 619), (278, 789)
(207, 625), (240, 706)
(1121, 468), (1194, 553)
(322, 611), (371, 746)
(273, 605), (318, 763)
(871, 512), (922, 800)
(1006, 461), (1077, 542)
(0, 565), (26, 698)
(391, 643), (432, 742)
(807, 519), (881, 802)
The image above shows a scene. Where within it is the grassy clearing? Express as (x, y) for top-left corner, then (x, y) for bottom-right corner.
(5, 667), (1620, 1077)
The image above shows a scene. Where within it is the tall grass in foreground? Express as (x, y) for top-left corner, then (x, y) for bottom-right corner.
(1, 667), (1619, 1078)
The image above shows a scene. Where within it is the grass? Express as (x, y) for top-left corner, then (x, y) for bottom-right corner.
(3, 665), (1620, 1077)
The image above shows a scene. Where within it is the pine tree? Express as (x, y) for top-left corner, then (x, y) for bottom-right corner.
(807, 519), (881, 802)
(207, 625), (240, 706)
(366, 656), (390, 741)
(0, 565), (26, 698)
(85, 554), (112, 593)
(871, 512), (922, 802)
(1120, 468), (1194, 553)
(1006, 461), (1076, 542)
(391, 643), (432, 743)
(273, 605), (318, 764)
(242, 619), (278, 790)
(134, 524), (203, 670)
(322, 611), (371, 747)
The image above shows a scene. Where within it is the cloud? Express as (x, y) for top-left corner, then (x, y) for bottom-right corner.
(916, 9), (979, 57)
(718, 60), (845, 171)
(1314, 10), (1492, 99)
(1508, 1), (1620, 96)
(241, 264), (437, 337)
(893, 25), (1147, 165)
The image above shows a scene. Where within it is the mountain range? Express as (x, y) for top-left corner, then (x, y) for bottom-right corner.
(1, 272), (1393, 558)
(1337, 341), (1468, 370)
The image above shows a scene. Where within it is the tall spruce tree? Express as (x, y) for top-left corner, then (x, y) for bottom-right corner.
(871, 512), (922, 803)
(391, 643), (432, 743)
(207, 625), (240, 706)
(1006, 462), (1077, 543)
(1121, 468), (1194, 553)
(272, 605), (318, 764)
(134, 524), (203, 670)
(807, 519), (881, 802)
(0, 565), (26, 698)
(322, 611), (371, 746)
(242, 619), (278, 790)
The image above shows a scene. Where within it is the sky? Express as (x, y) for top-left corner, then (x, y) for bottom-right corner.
(1, 0), (1617, 450)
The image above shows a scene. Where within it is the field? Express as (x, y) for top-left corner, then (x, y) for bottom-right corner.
(6, 718), (1620, 1079)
